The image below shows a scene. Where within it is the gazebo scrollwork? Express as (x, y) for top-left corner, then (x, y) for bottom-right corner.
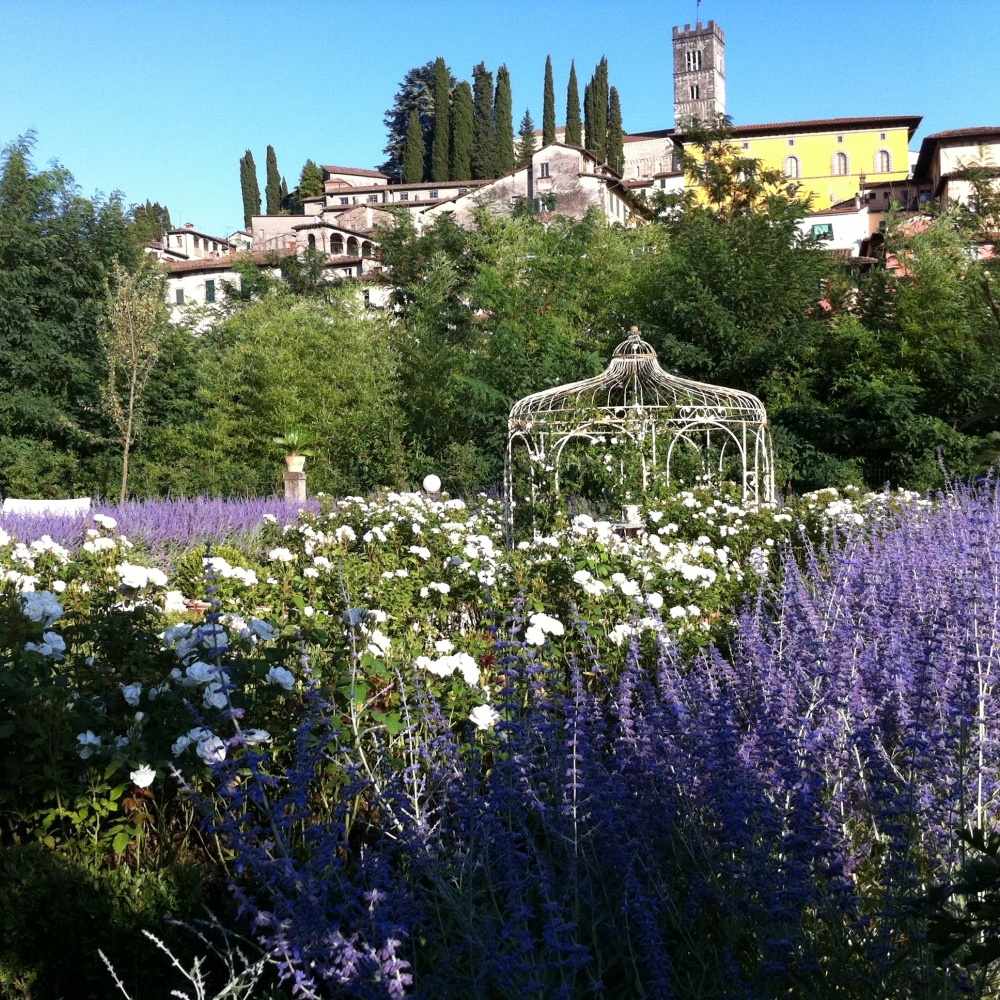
(503, 326), (775, 542)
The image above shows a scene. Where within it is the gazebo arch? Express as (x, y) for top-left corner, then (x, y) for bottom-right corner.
(504, 326), (775, 542)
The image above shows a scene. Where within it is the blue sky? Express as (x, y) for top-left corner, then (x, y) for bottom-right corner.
(2, 0), (999, 238)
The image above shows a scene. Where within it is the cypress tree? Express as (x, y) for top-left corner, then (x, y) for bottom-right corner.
(450, 80), (474, 180)
(494, 64), (514, 175)
(608, 86), (624, 175)
(565, 61), (582, 147)
(402, 109), (425, 184)
(590, 58), (609, 163)
(430, 57), (452, 183)
(516, 109), (537, 168)
(583, 81), (595, 154)
(265, 145), (281, 214)
(279, 176), (289, 211)
(239, 150), (261, 228)
(543, 55), (556, 146)
(471, 63), (498, 180)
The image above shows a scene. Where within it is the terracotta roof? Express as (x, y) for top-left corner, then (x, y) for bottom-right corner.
(630, 115), (923, 144)
(166, 226), (235, 244)
(322, 165), (389, 179)
(914, 126), (1000, 180)
(166, 248), (366, 276)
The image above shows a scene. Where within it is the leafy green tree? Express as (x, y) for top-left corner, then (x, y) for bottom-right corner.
(296, 159), (325, 200)
(608, 86), (624, 174)
(543, 56), (556, 146)
(565, 61), (582, 147)
(0, 134), (142, 496)
(239, 150), (261, 228)
(402, 109), (425, 184)
(265, 145), (281, 214)
(130, 200), (171, 245)
(430, 57), (452, 183)
(471, 62), (498, 180)
(99, 259), (169, 501)
(494, 65), (514, 175)
(189, 292), (407, 496)
(449, 80), (474, 181)
(516, 109), (537, 168)
(380, 60), (436, 179)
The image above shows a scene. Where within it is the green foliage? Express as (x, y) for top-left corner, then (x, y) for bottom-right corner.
(494, 64), (514, 176)
(238, 150), (260, 229)
(380, 60), (436, 180)
(542, 55), (556, 146)
(264, 145), (281, 215)
(607, 86), (624, 174)
(516, 108), (537, 169)
(429, 56), (452, 183)
(130, 200), (171, 245)
(0, 133), (142, 497)
(565, 61), (582, 147)
(401, 109), (425, 185)
(449, 81), (474, 181)
(187, 292), (407, 496)
(296, 159), (324, 200)
(471, 62), (498, 180)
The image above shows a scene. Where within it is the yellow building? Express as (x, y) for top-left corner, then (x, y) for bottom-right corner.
(722, 116), (921, 210)
(623, 22), (921, 212)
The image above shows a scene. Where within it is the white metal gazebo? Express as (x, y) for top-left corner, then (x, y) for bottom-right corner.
(504, 326), (775, 541)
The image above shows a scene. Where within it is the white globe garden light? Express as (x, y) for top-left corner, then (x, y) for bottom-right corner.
(422, 474), (442, 494)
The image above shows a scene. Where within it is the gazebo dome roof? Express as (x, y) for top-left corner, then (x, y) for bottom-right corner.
(509, 327), (768, 425)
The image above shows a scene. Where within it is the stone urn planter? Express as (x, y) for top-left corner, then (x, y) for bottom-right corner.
(285, 454), (306, 473)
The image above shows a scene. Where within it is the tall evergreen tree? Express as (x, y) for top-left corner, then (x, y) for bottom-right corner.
(543, 55), (556, 146)
(590, 58), (609, 163)
(279, 176), (289, 212)
(471, 63), (498, 180)
(239, 150), (261, 228)
(297, 160), (325, 199)
(131, 200), (171, 244)
(265, 145), (281, 215)
(494, 65), (515, 175)
(565, 61), (582, 147)
(516, 109), (537, 168)
(430, 57), (452, 183)
(583, 81), (595, 153)
(402, 109), (425, 184)
(450, 80), (474, 181)
(608, 86), (624, 175)
(380, 61), (436, 179)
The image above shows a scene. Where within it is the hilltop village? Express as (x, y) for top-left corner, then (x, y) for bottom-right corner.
(150, 20), (998, 322)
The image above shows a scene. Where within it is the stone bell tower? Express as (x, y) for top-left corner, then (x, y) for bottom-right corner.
(673, 20), (726, 125)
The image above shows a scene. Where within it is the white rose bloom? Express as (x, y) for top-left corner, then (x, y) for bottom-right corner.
(19, 591), (63, 627)
(129, 765), (156, 788)
(93, 514), (117, 529)
(25, 631), (66, 660)
(248, 619), (277, 642)
(524, 625), (547, 646)
(121, 683), (142, 707)
(265, 665), (295, 691)
(434, 639), (455, 654)
(203, 682), (228, 710)
(195, 734), (227, 764)
(646, 592), (664, 610)
(469, 704), (500, 730)
(77, 730), (102, 759)
(242, 728), (272, 745)
(267, 547), (296, 563)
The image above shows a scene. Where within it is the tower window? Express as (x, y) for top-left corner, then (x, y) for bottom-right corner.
(689, 84), (700, 100)
(685, 49), (702, 71)
(783, 155), (800, 179)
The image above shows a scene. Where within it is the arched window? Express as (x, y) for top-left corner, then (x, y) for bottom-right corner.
(832, 151), (849, 176)
(346, 236), (359, 256)
(307, 234), (316, 248)
(783, 155), (800, 179)
(362, 241), (374, 259)
(685, 49), (702, 71)
(331, 235), (344, 255)
(874, 149), (891, 173)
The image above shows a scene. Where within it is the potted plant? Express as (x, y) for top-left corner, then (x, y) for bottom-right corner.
(273, 429), (313, 473)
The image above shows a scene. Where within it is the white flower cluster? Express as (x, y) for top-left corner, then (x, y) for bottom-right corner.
(524, 612), (565, 647)
(414, 650), (481, 686)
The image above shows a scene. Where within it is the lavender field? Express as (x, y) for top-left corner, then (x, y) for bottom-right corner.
(3, 484), (1000, 997)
